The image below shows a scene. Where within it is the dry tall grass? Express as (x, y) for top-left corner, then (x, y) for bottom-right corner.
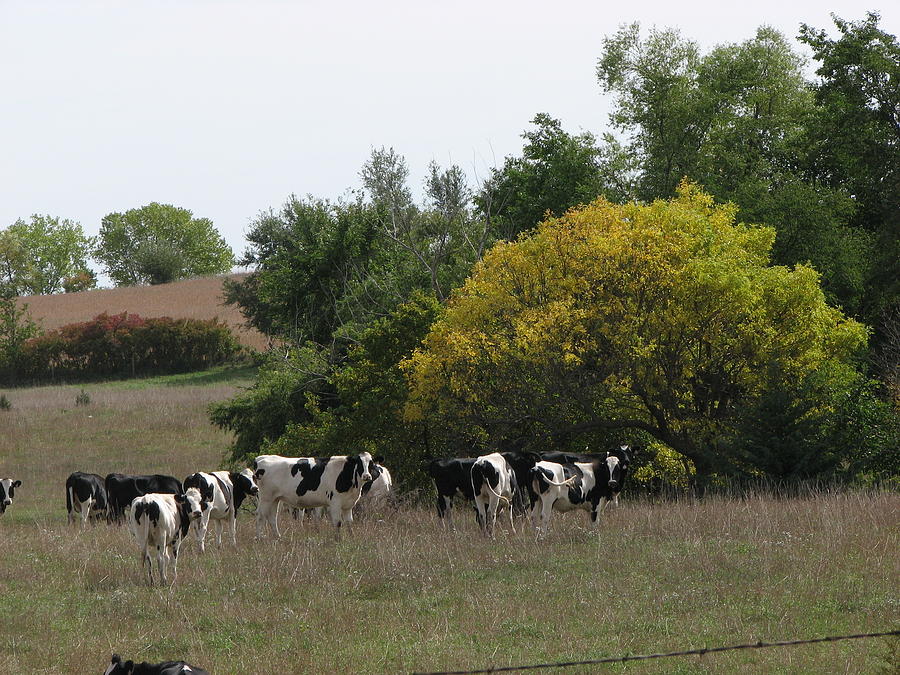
(0, 373), (896, 674)
(17, 274), (267, 351)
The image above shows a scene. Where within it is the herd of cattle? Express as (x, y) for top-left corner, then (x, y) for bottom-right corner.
(2, 445), (631, 673)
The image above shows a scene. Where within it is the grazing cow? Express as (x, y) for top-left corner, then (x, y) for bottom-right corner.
(105, 473), (182, 524)
(253, 452), (375, 536)
(499, 450), (540, 514)
(130, 488), (208, 584)
(471, 452), (518, 537)
(65, 472), (107, 526)
(182, 469), (259, 551)
(425, 457), (478, 529)
(529, 459), (598, 536)
(104, 653), (209, 674)
(0, 478), (21, 516)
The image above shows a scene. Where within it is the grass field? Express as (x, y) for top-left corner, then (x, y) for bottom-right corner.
(17, 274), (268, 351)
(0, 368), (897, 674)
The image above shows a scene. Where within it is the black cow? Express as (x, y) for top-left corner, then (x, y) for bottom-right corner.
(104, 653), (209, 674)
(105, 473), (183, 524)
(425, 457), (479, 529)
(0, 478), (21, 516)
(65, 472), (107, 526)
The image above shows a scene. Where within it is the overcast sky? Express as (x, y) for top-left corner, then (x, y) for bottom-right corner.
(2, 1), (896, 281)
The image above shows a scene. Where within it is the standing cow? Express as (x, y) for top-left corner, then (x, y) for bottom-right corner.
(105, 473), (182, 524)
(65, 472), (107, 526)
(131, 488), (209, 585)
(471, 453), (518, 537)
(253, 453), (374, 537)
(0, 478), (21, 516)
(182, 469), (258, 551)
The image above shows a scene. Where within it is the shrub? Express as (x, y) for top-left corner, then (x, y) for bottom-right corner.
(8, 312), (240, 385)
(0, 394), (10, 410)
(75, 389), (91, 407)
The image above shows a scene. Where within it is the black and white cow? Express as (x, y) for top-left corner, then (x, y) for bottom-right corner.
(65, 472), (107, 526)
(425, 457), (478, 529)
(471, 452), (518, 537)
(529, 459), (598, 536)
(182, 469), (259, 551)
(130, 488), (209, 585)
(105, 473), (183, 524)
(253, 453), (375, 536)
(104, 653), (209, 675)
(0, 478), (21, 516)
(603, 444), (633, 507)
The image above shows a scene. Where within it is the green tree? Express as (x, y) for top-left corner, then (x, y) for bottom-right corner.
(799, 12), (900, 322)
(95, 203), (234, 286)
(3, 215), (94, 295)
(404, 183), (867, 485)
(0, 283), (41, 384)
(597, 23), (871, 316)
(478, 114), (608, 239)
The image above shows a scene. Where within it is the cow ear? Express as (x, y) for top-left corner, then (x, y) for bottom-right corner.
(374, 456), (385, 464)
(111, 654), (121, 664)
(12, 480), (20, 488)
(174, 493), (186, 504)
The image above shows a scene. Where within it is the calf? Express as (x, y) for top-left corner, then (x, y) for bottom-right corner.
(0, 478), (21, 515)
(471, 452), (517, 537)
(425, 457), (478, 529)
(65, 472), (107, 526)
(182, 469), (259, 551)
(131, 488), (208, 584)
(253, 452), (374, 537)
(104, 653), (208, 675)
(105, 473), (182, 524)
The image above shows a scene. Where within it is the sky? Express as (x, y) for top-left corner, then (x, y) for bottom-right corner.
(2, 1), (897, 282)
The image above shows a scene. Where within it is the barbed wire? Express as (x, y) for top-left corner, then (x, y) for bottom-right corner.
(412, 629), (900, 675)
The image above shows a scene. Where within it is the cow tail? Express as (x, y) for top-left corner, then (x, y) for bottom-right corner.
(472, 462), (511, 507)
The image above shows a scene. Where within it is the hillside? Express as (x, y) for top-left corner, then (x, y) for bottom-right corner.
(16, 273), (268, 351)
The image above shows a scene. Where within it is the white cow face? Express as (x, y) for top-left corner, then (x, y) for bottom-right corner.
(177, 487), (210, 521)
(0, 478), (21, 515)
(355, 452), (374, 486)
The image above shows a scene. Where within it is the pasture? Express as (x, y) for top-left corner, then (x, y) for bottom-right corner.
(0, 368), (896, 673)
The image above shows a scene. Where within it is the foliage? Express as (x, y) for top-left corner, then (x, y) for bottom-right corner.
(1, 215), (95, 296)
(74, 389), (91, 407)
(224, 196), (379, 344)
(596, 23), (873, 318)
(799, 12), (900, 323)
(0, 283), (41, 385)
(9, 312), (239, 385)
(261, 292), (443, 488)
(477, 114), (608, 239)
(95, 203), (234, 287)
(404, 183), (868, 483)
(0, 394), (10, 410)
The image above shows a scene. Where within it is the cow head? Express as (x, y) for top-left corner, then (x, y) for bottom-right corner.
(104, 654), (133, 674)
(176, 487), (209, 523)
(0, 479), (21, 515)
(605, 445), (632, 491)
(351, 452), (374, 488)
(230, 468), (259, 510)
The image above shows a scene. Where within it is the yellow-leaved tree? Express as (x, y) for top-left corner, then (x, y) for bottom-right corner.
(403, 182), (867, 483)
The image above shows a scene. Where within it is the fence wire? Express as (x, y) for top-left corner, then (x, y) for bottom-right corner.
(412, 629), (900, 675)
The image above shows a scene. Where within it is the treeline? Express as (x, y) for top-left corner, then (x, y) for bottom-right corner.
(0, 312), (239, 386)
(208, 13), (900, 492)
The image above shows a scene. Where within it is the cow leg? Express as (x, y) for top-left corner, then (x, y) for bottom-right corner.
(256, 499), (280, 539)
(141, 548), (153, 585)
(169, 538), (179, 584)
(487, 498), (498, 539)
(538, 498), (554, 538)
(228, 516), (237, 546)
(507, 499), (517, 535)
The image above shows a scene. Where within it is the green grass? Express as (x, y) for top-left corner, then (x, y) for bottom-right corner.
(0, 374), (897, 673)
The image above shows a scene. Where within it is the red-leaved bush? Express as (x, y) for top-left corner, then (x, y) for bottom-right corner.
(13, 312), (239, 383)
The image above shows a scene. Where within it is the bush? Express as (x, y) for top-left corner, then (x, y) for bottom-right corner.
(7, 312), (240, 385)
(0, 394), (10, 410)
(75, 389), (91, 407)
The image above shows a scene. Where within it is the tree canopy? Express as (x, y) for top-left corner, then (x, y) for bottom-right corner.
(95, 203), (234, 286)
(404, 183), (867, 482)
(1, 215), (94, 295)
